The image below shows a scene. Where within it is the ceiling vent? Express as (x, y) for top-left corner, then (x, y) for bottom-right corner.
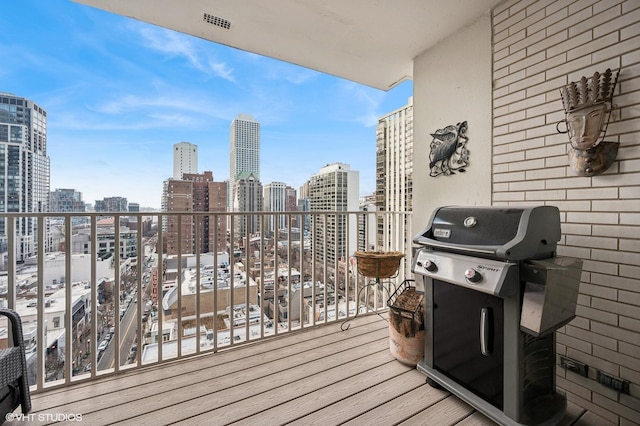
(203, 12), (231, 30)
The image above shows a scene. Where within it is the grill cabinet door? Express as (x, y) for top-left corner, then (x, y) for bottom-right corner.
(432, 280), (504, 409)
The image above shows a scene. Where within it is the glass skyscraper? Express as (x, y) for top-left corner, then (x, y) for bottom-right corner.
(0, 93), (50, 261)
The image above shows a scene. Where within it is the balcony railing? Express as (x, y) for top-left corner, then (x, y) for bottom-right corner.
(0, 210), (411, 394)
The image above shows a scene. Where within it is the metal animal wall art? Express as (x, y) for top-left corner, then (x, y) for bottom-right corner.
(429, 121), (469, 177)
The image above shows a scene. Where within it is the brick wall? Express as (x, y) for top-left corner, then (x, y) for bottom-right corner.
(492, 0), (640, 424)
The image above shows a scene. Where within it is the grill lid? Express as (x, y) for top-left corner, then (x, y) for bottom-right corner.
(413, 205), (561, 260)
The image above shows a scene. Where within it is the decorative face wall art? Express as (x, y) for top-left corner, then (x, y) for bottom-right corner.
(429, 121), (469, 177)
(557, 68), (620, 176)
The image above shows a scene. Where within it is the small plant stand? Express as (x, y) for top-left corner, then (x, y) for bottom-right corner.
(340, 251), (404, 331)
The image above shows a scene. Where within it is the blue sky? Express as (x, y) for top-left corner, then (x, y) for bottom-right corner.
(2, 1), (413, 209)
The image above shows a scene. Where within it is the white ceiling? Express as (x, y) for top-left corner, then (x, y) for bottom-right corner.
(74, 0), (503, 91)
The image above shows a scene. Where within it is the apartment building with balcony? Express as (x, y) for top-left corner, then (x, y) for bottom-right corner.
(308, 163), (359, 266)
(376, 96), (414, 251)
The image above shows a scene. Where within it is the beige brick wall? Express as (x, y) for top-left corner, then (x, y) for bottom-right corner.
(492, 0), (640, 424)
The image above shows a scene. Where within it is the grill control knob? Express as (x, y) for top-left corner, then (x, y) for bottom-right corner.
(424, 260), (438, 272)
(465, 268), (482, 283)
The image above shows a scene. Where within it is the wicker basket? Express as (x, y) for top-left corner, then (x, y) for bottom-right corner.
(355, 251), (404, 279)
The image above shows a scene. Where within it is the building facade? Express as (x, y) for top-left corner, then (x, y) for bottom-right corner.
(285, 185), (299, 228)
(263, 182), (287, 235)
(94, 197), (128, 212)
(162, 142), (199, 234)
(165, 171), (227, 255)
(49, 188), (86, 213)
(308, 163), (359, 265)
(229, 114), (260, 182)
(230, 114), (260, 215)
(233, 172), (263, 236)
(0, 93), (50, 261)
(358, 194), (377, 252)
(173, 141), (198, 179)
(376, 96), (413, 251)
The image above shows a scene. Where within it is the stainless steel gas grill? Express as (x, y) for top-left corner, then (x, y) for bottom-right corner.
(411, 206), (582, 426)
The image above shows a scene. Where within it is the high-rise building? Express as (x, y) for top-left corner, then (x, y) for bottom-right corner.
(173, 141), (198, 179)
(263, 182), (287, 235)
(0, 93), (50, 261)
(376, 96), (413, 250)
(358, 194), (377, 252)
(161, 179), (169, 234)
(308, 163), (359, 264)
(50, 189), (86, 213)
(285, 185), (299, 228)
(163, 142), (197, 234)
(298, 181), (310, 201)
(230, 114), (261, 216)
(230, 114), (260, 182)
(285, 186), (297, 211)
(233, 172), (263, 236)
(164, 171), (227, 255)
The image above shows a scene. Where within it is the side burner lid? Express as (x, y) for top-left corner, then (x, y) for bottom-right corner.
(413, 205), (561, 260)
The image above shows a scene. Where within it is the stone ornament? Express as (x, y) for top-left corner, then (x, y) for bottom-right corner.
(557, 68), (620, 176)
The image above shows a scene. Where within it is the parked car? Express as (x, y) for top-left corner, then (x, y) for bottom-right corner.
(98, 340), (109, 352)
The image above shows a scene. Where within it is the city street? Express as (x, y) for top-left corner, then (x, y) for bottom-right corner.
(97, 240), (157, 370)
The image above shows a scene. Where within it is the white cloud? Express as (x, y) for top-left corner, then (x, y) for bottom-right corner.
(208, 59), (235, 82)
(268, 64), (318, 85)
(134, 24), (235, 82)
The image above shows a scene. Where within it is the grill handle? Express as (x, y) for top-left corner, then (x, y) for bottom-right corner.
(480, 307), (490, 356)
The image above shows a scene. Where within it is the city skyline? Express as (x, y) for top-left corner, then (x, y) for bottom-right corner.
(2, 1), (413, 209)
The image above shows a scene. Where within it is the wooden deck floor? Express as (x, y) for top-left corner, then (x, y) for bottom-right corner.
(20, 314), (595, 426)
